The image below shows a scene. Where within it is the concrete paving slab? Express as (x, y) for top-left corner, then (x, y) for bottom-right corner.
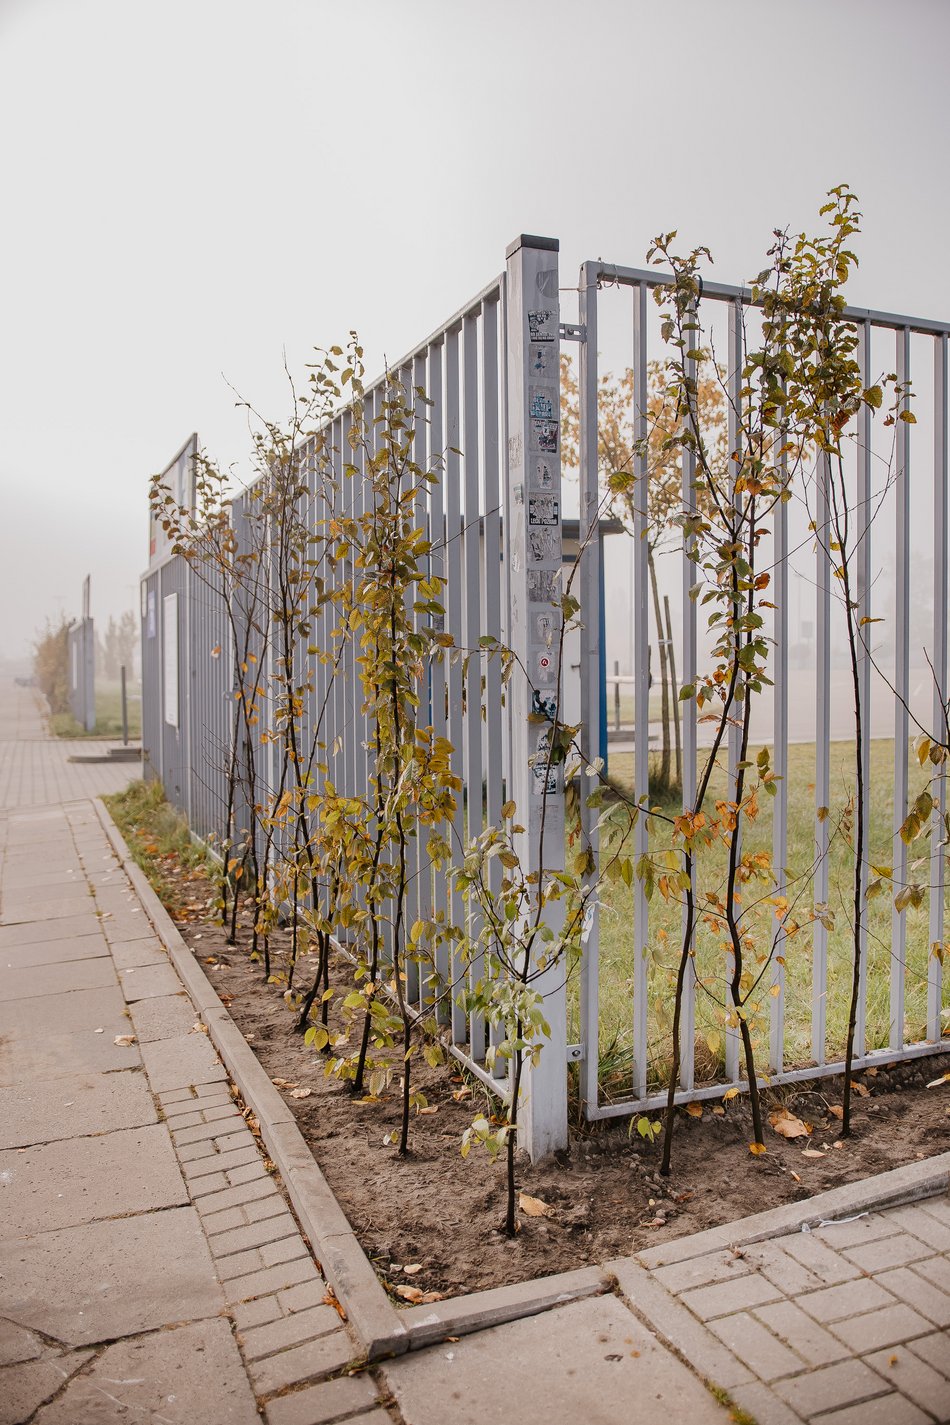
(110, 934), (167, 969)
(382, 1295), (731, 1425)
(0, 1067), (156, 1147)
(0, 913), (102, 948)
(0, 984), (127, 1037)
(0, 871), (84, 891)
(141, 1032), (228, 1091)
(130, 992), (198, 1042)
(0, 1024), (140, 1087)
(2, 881), (92, 908)
(0, 1124), (186, 1237)
(0, 1349), (94, 1424)
(32, 1320), (260, 1425)
(0, 956), (116, 1002)
(0, 1208), (223, 1345)
(119, 961), (188, 1001)
(0, 933), (109, 970)
(0, 1320), (43, 1367)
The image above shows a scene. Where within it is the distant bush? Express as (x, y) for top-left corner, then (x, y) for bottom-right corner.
(33, 617), (70, 714)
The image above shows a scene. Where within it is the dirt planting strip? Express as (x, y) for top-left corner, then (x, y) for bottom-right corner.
(93, 797), (614, 1359)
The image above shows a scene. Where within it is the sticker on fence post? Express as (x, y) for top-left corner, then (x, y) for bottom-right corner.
(504, 233), (568, 1160)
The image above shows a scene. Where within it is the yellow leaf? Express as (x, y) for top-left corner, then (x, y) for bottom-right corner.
(723, 1087), (741, 1102)
(768, 1109), (810, 1140)
(685, 1102), (703, 1119)
(519, 1192), (555, 1218)
(827, 1105), (844, 1120)
(394, 1284), (424, 1303)
(749, 1142), (767, 1155)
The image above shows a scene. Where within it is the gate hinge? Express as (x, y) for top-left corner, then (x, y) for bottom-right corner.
(559, 322), (586, 343)
(567, 1043), (585, 1062)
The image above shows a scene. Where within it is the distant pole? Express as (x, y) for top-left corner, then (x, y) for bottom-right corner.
(614, 659), (621, 731)
(120, 665), (128, 746)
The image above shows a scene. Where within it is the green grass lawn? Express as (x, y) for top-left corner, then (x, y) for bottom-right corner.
(575, 738), (947, 1100)
(50, 680), (142, 739)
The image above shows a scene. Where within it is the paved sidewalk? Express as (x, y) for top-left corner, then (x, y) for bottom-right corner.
(1, 678), (948, 1424)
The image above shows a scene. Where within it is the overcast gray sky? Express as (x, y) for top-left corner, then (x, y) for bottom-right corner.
(2, 0), (948, 661)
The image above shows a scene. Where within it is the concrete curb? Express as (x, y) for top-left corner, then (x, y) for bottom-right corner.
(636, 1150), (950, 1270)
(93, 798), (609, 1357)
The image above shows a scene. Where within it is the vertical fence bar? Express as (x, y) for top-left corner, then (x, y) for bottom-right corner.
(632, 282), (651, 1099)
(813, 448), (832, 1065)
(578, 263), (601, 1113)
(891, 328), (911, 1050)
(928, 333), (947, 1042)
(504, 234), (568, 1158)
(724, 300), (743, 1084)
(445, 326), (467, 1044)
(427, 340), (451, 1022)
(462, 312), (486, 1061)
(769, 421), (789, 1075)
(411, 351), (430, 1012)
(679, 326), (698, 1092)
(481, 295), (507, 1076)
(855, 323), (873, 1058)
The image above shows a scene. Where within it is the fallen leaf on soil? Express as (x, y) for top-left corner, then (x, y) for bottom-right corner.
(394, 1284), (424, 1303)
(402, 1263), (423, 1275)
(643, 1217), (665, 1228)
(290, 1088), (312, 1099)
(417, 1106), (439, 1116)
(519, 1192), (555, 1218)
(831, 1140), (844, 1150)
(421, 1291), (444, 1303)
(926, 1072), (950, 1088)
(712, 1106), (725, 1116)
(850, 1080), (869, 1097)
(827, 1105), (844, 1119)
(769, 1110), (811, 1140)
(113, 1034), (136, 1047)
(749, 1142), (767, 1155)
(685, 1103), (703, 1119)
(801, 1148), (826, 1158)
(451, 1086), (471, 1101)
(789, 1171), (802, 1183)
(94, 1028), (104, 1034)
(723, 1087), (741, 1101)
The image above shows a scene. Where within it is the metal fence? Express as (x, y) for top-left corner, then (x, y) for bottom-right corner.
(142, 234), (950, 1157)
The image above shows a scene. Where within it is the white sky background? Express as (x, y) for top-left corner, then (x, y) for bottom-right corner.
(1, 0), (948, 662)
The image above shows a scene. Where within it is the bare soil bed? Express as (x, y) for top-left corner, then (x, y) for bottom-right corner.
(175, 912), (950, 1303)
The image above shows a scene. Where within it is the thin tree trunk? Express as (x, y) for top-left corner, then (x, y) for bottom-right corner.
(664, 594), (682, 790)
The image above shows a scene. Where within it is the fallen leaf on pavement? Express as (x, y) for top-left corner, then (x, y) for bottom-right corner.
(113, 1034), (136, 1047)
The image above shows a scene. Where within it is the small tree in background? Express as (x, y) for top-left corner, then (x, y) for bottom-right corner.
(33, 616), (70, 714)
(561, 354), (727, 796)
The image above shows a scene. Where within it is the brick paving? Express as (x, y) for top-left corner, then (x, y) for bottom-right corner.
(615, 1194), (950, 1423)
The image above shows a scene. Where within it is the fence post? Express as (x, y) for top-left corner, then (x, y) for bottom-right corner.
(504, 234), (568, 1160)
